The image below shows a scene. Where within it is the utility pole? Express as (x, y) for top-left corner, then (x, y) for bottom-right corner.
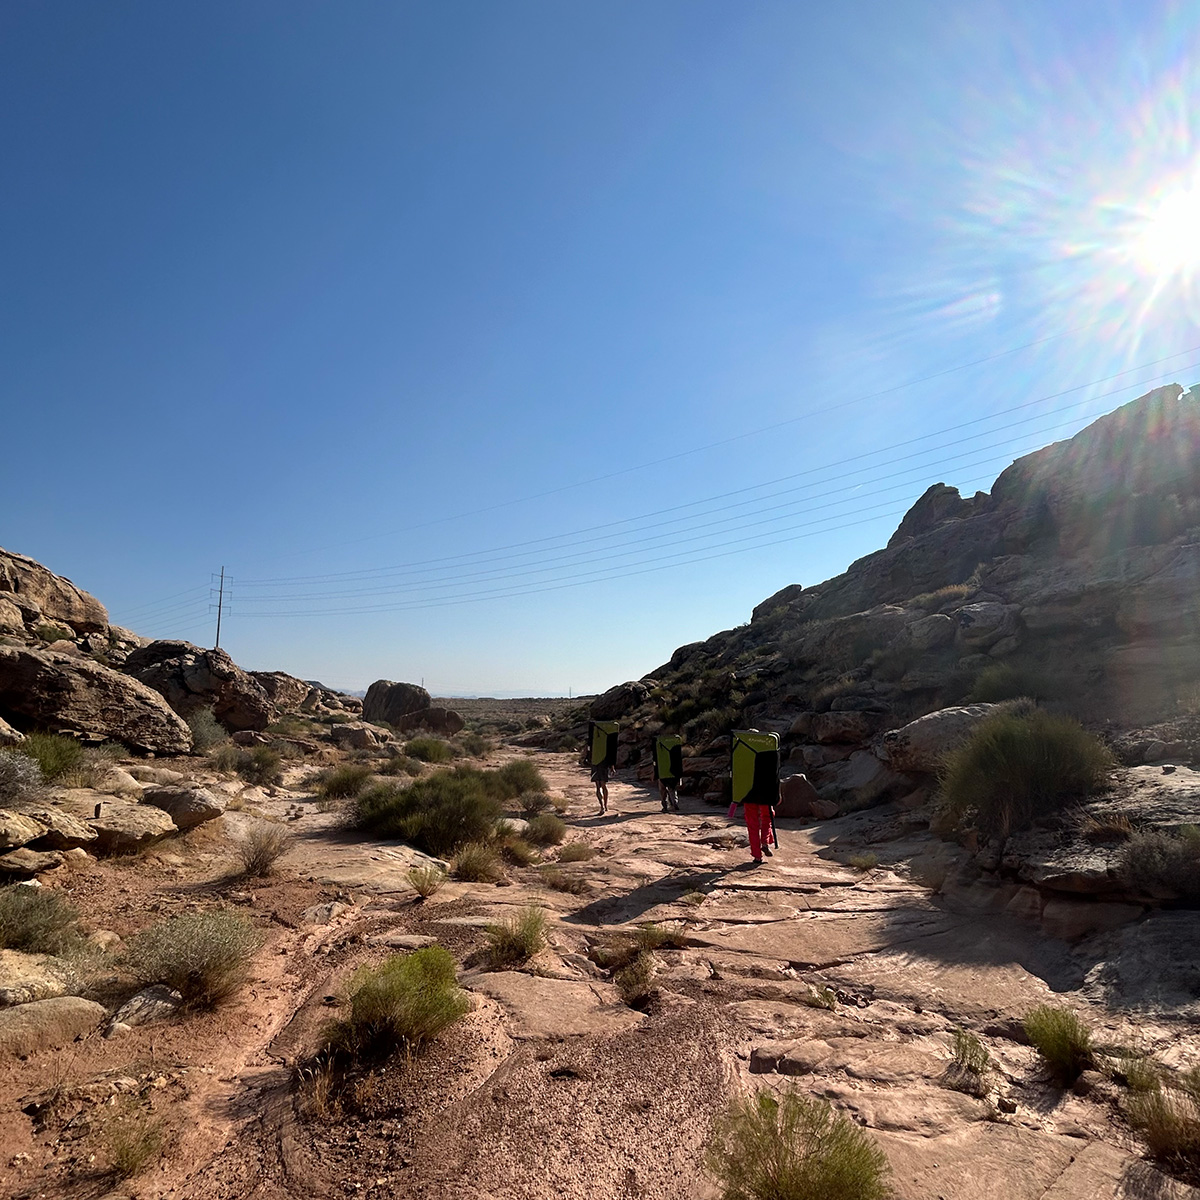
(214, 566), (226, 649)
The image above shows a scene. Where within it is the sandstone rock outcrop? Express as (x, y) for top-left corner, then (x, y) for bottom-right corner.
(140, 784), (226, 830)
(123, 641), (273, 732)
(0, 646), (193, 754)
(362, 679), (431, 726)
(250, 670), (312, 712)
(0, 547), (108, 634)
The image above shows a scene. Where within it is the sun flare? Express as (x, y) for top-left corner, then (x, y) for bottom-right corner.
(1129, 186), (1200, 277)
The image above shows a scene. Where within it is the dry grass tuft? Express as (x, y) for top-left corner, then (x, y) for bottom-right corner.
(236, 823), (291, 877)
(485, 906), (546, 968)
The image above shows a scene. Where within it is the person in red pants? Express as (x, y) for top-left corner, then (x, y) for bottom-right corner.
(744, 802), (774, 863)
(729, 729), (780, 866)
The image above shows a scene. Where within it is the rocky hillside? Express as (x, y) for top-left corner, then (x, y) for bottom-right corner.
(580, 383), (1200, 810)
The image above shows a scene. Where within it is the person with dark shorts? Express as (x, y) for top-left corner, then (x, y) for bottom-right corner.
(592, 760), (611, 813)
(587, 721), (619, 815)
(654, 734), (683, 812)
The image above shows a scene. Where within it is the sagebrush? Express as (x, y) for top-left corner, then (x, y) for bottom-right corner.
(0, 884), (79, 953)
(0, 751), (43, 804)
(126, 911), (257, 1009)
(237, 823), (290, 876)
(186, 707), (227, 753)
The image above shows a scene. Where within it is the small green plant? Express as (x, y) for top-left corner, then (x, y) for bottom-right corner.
(847, 852), (879, 871)
(458, 732), (491, 757)
(405, 736), (454, 763)
(485, 906), (546, 968)
(237, 745), (284, 787)
(378, 754), (423, 777)
(557, 841), (595, 863)
(322, 947), (470, 1059)
(0, 750), (43, 803)
(637, 921), (688, 951)
(356, 769), (502, 857)
(407, 864), (446, 898)
(453, 841), (503, 882)
(126, 911), (258, 1009)
(706, 1089), (893, 1200)
(101, 1106), (166, 1179)
(540, 867), (587, 895)
(951, 1027), (990, 1075)
(910, 583), (972, 611)
(34, 623), (72, 643)
(208, 744), (242, 773)
(801, 985), (838, 1011)
(490, 758), (547, 799)
(1023, 1005), (1094, 1085)
(520, 791), (552, 818)
(615, 950), (656, 1006)
(236, 823), (290, 877)
(1118, 1054), (1162, 1093)
(320, 763), (374, 800)
(1125, 1078), (1200, 1181)
(56, 746), (114, 789)
(499, 835), (537, 866)
(525, 813), (567, 846)
(0, 884), (79, 953)
(186, 706), (228, 753)
(939, 710), (1114, 837)
(1120, 827), (1200, 900)
(17, 732), (85, 782)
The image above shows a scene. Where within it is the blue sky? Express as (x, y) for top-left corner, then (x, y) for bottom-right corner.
(3, 1), (1199, 694)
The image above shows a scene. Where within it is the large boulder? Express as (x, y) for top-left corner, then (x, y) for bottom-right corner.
(87, 800), (177, 854)
(250, 670), (312, 713)
(362, 680), (431, 727)
(123, 641), (273, 732)
(590, 680), (655, 721)
(0, 996), (106, 1055)
(0, 547), (108, 634)
(140, 785), (226, 831)
(880, 702), (1016, 774)
(0, 810), (46, 851)
(392, 705), (465, 736)
(0, 716), (29, 748)
(0, 646), (193, 754)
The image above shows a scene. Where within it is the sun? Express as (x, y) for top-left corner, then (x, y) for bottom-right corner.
(1129, 186), (1200, 277)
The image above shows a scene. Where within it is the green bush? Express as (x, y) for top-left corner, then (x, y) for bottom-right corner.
(499, 835), (536, 866)
(968, 664), (1059, 703)
(1120, 827), (1200, 900)
(1023, 1005), (1094, 1085)
(453, 842), (503, 882)
(378, 754), (422, 777)
(236, 745), (284, 787)
(458, 732), (491, 757)
(186, 706), (228, 753)
(17, 732), (84, 782)
(236, 823), (290, 877)
(322, 947), (470, 1059)
(208, 744), (242, 774)
(520, 791), (552, 818)
(525, 813), (567, 847)
(127, 911), (258, 1009)
(356, 769), (502, 857)
(490, 759), (547, 799)
(951, 1028), (990, 1075)
(0, 884), (79, 953)
(558, 841), (595, 863)
(320, 764), (374, 800)
(405, 736), (454, 763)
(486, 906), (546, 967)
(939, 710), (1114, 837)
(34, 623), (72, 643)
(540, 867), (587, 895)
(706, 1090), (893, 1200)
(0, 751), (43, 804)
(615, 950), (656, 1005)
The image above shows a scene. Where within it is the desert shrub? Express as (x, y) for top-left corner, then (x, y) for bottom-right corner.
(637, 921), (688, 951)
(405, 736), (454, 763)
(57, 746), (115, 789)
(525, 813), (567, 847)
(378, 754), (423, 777)
(951, 1028), (990, 1075)
(520, 791), (552, 818)
(453, 842), (503, 882)
(1023, 1005), (1094, 1085)
(127, 911), (257, 1008)
(320, 764), (374, 801)
(0, 750), (43, 803)
(558, 841), (595, 863)
(1119, 1054), (1163, 1093)
(0, 884), (79, 953)
(802, 985), (838, 1011)
(847, 852), (879, 871)
(186, 706), (228, 752)
(208, 744), (242, 773)
(459, 732), (491, 757)
(1076, 810), (1133, 843)
(540, 867), (587, 895)
(968, 663), (1060, 704)
(407, 864), (446, 898)
(236, 745), (284, 787)
(34, 623), (72, 643)
(485, 906), (546, 967)
(1120, 827), (1200, 900)
(322, 946), (470, 1059)
(17, 732), (84, 782)
(910, 583), (972, 611)
(706, 1089), (893, 1200)
(615, 950), (656, 1005)
(867, 644), (919, 683)
(499, 835), (536, 866)
(939, 710), (1114, 837)
(356, 769), (502, 857)
(237, 823), (290, 876)
(1126, 1080), (1200, 1181)
(489, 758), (547, 799)
(102, 1106), (165, 1178)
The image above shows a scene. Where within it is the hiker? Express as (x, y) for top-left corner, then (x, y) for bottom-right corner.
(587, 720), (619, 814)
(654, 734), (683, 812)
(729, 729), (780, 866)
